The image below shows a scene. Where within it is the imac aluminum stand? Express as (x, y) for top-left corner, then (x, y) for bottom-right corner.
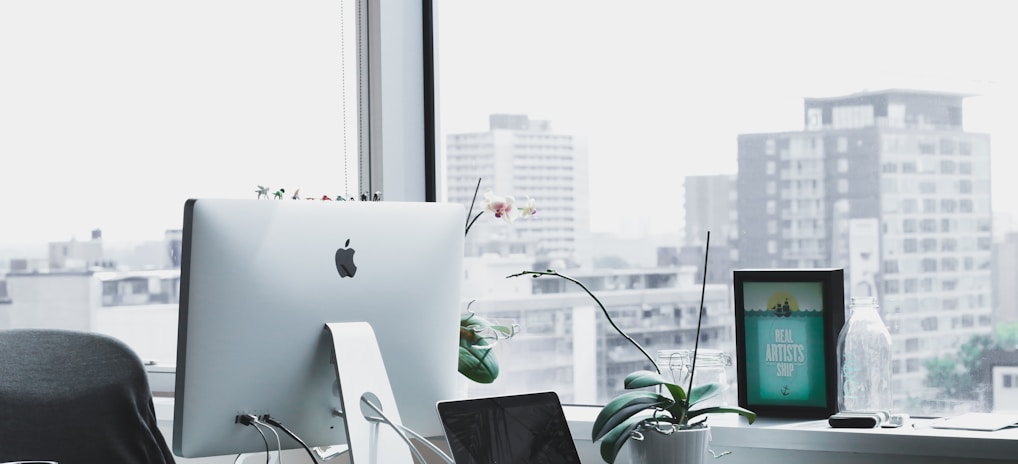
(324, 322), (413, 464)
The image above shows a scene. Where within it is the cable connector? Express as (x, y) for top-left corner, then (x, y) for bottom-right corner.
(261, 414), (282, 427)
(236, 413), (259, 426)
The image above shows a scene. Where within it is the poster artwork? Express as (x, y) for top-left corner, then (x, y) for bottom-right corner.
(742, 281), (828, 407)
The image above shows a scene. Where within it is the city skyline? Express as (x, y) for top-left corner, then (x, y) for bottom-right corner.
(435, 1), (1018, 242)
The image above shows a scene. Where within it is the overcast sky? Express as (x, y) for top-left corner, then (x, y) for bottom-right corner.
(2, 0), (1016, 248)
(436, 1), (1018, 238)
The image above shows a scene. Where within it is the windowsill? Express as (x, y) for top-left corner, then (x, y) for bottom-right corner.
(155, 398), (1018, 463)
(562, 405), (1018, 464)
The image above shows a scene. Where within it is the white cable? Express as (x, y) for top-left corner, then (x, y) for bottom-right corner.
(246, 420), (271, 464)
(360, 398), (427, 464)
(358, 397), (455, 464)
(254, 418), (284, 464)
(394, 422), (455, 464)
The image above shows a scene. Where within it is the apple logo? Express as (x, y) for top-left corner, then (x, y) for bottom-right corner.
(335, 238), (357, 278)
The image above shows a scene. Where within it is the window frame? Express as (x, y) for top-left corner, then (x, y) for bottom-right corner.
(362, 0), (440, 203)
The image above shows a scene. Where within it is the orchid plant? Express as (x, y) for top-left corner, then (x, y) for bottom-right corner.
(509, 246), (755, 464)
(458, 178), (535, 383)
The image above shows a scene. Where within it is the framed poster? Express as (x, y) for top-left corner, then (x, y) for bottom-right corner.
(733, 269), (845, 418)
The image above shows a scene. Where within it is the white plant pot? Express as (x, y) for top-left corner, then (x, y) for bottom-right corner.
(628, 424), (710, 464)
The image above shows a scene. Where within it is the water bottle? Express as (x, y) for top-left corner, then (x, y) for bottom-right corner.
(837, 296), (892, 413)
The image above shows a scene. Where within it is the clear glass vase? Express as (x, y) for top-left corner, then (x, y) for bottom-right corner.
(656, 349), (732, 408)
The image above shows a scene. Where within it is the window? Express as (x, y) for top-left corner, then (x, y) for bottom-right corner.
(5, 0), (1014, 425)
(837, 137), (849, 153)
(0, 2), (368, 320)
(940, 138), (956, 155)
(959, 180), (973, 194)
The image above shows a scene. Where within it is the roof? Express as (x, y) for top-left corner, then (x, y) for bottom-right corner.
(804, 88), (976, 103)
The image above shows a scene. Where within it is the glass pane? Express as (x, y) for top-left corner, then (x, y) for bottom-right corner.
(0, 1), (359, 364)
(438, 0), (1017, 416)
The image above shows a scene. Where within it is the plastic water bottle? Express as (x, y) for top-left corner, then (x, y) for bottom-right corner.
(837, 296), (892, 413)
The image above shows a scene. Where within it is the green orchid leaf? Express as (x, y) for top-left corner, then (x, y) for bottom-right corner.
(599, 415), (648, 464)
(662, 383), (688, 404)
(623, 370), (670, 389)
(592, 391), (672, 442)
(687, 382), (723, 407)
(688, 405), (757, 424)
(624, 370), (687, 403)
(457, 336), (499, 383)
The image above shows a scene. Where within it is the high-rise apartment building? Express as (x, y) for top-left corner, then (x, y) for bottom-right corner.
(446, 114), (591, 268)
(684, 175), (737, 248)
(737, 90), (993, 407)
(682, 174), (739, 285)
(993, 232), (1018, 324)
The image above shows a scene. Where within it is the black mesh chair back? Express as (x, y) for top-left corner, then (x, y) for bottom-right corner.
(0, 329), (175, 464)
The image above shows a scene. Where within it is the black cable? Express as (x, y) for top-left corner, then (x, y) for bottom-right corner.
(262, 415), (319, 464)
(254, 417), (284, 464)
(238, 414), (271, 464)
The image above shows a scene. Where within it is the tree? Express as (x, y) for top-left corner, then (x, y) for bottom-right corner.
(994, 321), (1018, 349)
(923, 334), (994, 401)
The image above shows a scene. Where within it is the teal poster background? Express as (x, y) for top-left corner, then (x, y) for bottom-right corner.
(742, 281), (827, 407)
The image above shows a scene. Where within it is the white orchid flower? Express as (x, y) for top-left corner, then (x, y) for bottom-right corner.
(520, 197), (537, 218)
(483, 191), (517, 223)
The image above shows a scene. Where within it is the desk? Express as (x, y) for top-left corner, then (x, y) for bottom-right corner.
(157, 399), (1018, 464)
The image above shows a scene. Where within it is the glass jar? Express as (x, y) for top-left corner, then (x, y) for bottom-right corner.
(656, 349), (732, 408)
(837, 296), (893, 413)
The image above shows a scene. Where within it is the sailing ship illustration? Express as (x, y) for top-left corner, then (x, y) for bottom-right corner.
(772, 297), (792, 317)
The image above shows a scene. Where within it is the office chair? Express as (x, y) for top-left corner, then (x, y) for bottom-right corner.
(0, 329), (175, 463)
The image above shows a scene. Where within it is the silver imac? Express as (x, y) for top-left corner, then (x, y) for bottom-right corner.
(173, 198), (464, 458)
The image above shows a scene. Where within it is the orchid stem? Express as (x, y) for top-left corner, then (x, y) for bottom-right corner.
(464, 177), (482, 236)
(686, 231), (710, 410)
(507, 270), (660, 375)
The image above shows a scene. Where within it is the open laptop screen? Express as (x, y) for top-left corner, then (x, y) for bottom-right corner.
(436, 391), (582, 464)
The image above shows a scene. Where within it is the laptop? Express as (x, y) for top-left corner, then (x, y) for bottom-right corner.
(436, 391), (582, 464)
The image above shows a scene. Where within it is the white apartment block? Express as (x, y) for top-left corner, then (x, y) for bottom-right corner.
(446, 114), (591, 268)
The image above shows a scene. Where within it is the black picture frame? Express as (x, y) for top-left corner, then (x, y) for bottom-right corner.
(733, 268), (845, 418)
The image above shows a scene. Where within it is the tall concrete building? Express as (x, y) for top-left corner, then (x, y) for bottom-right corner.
(737, 89), (993, 409)
(446, 114), (591, 268)
(993, 232), (1018, 323)
(684, 174), (737, 248)
(682, 174), (739, 285)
